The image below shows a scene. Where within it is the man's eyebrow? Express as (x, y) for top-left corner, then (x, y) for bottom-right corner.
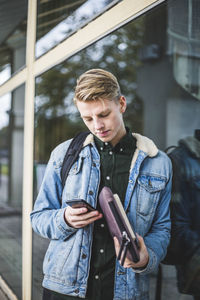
(98, 109), (111, 116)
(81, 109), (110, 119)
(99, 109), (110, 114)
(80, 112), (91, 118)
(81, 115), (91, 119)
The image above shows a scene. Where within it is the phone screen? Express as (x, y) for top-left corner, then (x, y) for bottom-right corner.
(67, 200), (95, 212)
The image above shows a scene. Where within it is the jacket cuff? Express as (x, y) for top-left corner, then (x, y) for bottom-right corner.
(56, 208), (77, 238)
(133, 247), (157, 274)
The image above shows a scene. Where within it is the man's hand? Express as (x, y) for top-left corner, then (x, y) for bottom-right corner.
(64, 206), (103, 228)
(113, 234), (149, 269)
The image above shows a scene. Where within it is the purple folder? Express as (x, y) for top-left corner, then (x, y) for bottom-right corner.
(99, 186), (140, 266)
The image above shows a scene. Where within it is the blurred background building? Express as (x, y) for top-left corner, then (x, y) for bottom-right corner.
(0, 0), (199, 299)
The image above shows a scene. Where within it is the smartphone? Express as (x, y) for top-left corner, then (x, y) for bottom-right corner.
(66, 200), (96, 212)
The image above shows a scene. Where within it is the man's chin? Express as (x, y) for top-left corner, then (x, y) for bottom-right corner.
(95, 134), (111, 143)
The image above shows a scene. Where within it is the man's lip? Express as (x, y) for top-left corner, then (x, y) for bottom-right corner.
(96, 130), (109, 136)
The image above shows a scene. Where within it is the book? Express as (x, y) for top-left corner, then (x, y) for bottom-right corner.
(99, 186), (140, 266)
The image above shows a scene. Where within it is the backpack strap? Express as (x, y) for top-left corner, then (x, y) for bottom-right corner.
(61, 131), (90, 188)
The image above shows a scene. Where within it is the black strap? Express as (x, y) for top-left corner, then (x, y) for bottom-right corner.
(61, 131), (90, 188)
(117, 231), (130, 266)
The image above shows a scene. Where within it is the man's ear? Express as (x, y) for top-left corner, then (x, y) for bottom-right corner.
(119, 96), (127, 113)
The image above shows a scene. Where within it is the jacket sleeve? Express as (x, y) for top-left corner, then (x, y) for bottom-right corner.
(134, 156), (172, 274)
(30, 145), (77, 240)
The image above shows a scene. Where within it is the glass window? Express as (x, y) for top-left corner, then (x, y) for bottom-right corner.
(36, 0), (119, 58)
(0, 85), (25, 299)
(33, 0), (200, 299)
(0, 1), (28, 85)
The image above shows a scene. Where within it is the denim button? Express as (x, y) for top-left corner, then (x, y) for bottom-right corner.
(82, 253), (87, 259)
(74, 288), (79, 294)
(89, 190), (93, 195)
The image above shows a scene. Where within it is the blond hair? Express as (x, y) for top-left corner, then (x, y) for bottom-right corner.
(74, 69), (121, 103)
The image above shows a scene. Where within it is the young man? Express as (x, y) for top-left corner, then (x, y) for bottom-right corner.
(31, 69), (172, 300)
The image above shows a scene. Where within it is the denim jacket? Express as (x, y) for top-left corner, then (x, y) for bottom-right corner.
(30, 133), (172, 300)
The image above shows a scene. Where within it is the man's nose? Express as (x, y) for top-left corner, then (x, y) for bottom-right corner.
(94, 118), (104, 130)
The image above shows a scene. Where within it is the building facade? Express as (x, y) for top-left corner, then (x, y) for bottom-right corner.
(0, 0), (200, 299)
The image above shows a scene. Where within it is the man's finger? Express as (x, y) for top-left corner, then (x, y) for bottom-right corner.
(70, 211), (102, 223)
(68, 206), (88, 215)
(72, 214), (103, 228)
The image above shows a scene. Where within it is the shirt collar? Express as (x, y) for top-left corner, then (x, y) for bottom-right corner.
(94, 127), (136, 154)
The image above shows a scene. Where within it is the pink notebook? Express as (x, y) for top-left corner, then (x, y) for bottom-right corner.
(99, 186), (140, 266)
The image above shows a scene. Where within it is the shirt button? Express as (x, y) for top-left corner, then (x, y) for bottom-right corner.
(100, 223), (105, 228)
(120, 148), (123, 152)
(100, 147), (103, 150)
(95, 275), (99, 279)
(100, 249), (104, 253)
(106, 176), (110, 180)
(105, 142), (108, 145)
(109, 151), (113, 155)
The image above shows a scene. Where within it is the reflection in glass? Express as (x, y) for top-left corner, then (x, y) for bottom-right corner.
(0, 1), (28, 85)
(36, 0), (117, 57)
(0, 94), (11, 203)
(0, 85), (24, 299)
(168, 0), (200, 100)
(33, 0), (200, 299)
(169, 131), (200, 297)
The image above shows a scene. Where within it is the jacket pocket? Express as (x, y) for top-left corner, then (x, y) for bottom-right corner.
(136, 174), (166, 216)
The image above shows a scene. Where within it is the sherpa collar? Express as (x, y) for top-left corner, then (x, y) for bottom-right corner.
(132, 133), (158, 157)
(83, 132), (158, 157)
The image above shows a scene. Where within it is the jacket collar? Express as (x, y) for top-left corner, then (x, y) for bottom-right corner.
(132, 133), (158, 157)
(83, 132), (158, 157)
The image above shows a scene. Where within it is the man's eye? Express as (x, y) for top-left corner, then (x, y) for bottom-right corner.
(101, 113), (109, 118)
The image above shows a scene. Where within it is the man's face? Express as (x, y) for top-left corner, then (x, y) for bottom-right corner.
(77, 97), (127, 147)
